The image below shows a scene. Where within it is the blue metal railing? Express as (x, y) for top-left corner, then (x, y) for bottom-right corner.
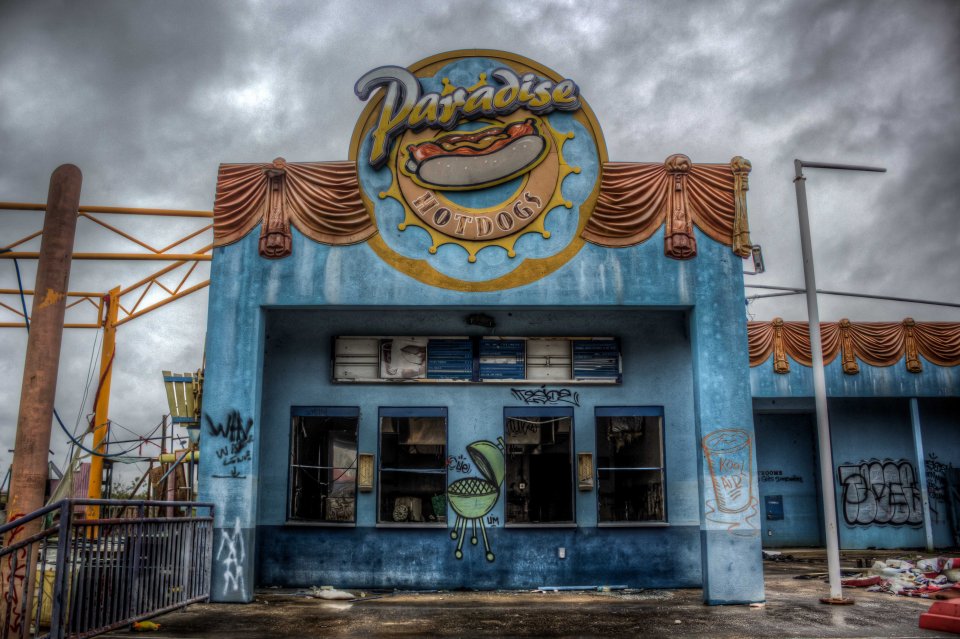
(0, 499), (213, 639)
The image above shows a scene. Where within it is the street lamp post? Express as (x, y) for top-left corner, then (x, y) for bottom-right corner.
(793, 159), (886, 604)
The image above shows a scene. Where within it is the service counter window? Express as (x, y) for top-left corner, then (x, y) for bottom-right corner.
(378, 407), (448, 526)
(504, 407), (574, 525)
(595, 407), (666, 524)
(289, 407), (359, 524)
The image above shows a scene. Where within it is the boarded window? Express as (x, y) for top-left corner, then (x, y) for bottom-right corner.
(504, 407), (574, 524)
(378, 407), (448, 525)
(289, 407), (359, 523)
(595, 407), (665, 523)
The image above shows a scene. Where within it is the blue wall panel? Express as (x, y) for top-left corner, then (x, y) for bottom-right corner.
(918, 399), (960, 548)
(751, 355), (960, 399)
(753, 413), (823, 547)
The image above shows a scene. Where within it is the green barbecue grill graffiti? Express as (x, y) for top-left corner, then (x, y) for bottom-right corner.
(448, 438), (505, 561)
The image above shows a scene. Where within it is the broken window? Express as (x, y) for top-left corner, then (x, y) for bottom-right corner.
(504, 407), (574, 525)
(378, 407), (447, 525)
(595, 407), (665, 523)
(289, 407), (359, 523)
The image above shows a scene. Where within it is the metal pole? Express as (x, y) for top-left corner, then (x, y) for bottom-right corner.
(86, 286), (120, 521)
(794, 159), (885, 604)
(3, 165), (81, 629)
(910, 398), (935, 551)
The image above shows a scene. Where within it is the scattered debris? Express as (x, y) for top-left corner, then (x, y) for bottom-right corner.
(840, 557), (960, 597)
(132, 621), (161, 632)
(295, 586), (357, 600)
(537, 585), (628, 592)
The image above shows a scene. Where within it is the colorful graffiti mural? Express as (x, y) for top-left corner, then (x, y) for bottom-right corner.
(448, 438), (505, 561)
(701, 429), (759, 532)
(838, 459), (923, 527)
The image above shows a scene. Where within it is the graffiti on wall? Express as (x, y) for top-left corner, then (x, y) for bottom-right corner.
(206, 410), (254, 479)
(448, 438), (505, 562)
(759, 470), (803, 483)
(510, 386), (580, 407)
(925, 453), (953, 524)
(2, 516), (27, 635)
(216, 518), (246, 597)
(837, 459), (923, 527)
(701, 429), (759, 533)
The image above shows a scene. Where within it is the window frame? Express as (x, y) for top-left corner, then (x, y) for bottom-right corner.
(503, 406), (577, 528)
(286, 406), (360, 527)
(376, 406), (449, 529)
(594, 405), (668, 527)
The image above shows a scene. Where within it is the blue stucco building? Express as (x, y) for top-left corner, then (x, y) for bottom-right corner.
(198, 50), (959, 605)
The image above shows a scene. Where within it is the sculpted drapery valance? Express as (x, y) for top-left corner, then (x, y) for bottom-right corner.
(212, 155), (752, 260)
(582, 155), (752, 259)
(748, 319), (960, 374)
(213, 158), (375, 259)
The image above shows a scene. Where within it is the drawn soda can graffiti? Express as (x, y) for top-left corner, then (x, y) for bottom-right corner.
(703, 429), (753, 513)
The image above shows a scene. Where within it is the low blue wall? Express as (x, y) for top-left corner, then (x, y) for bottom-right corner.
(256, 526), (702, 589)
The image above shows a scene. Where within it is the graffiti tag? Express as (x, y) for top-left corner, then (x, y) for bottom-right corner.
(446, 454), (472, 474)
(759, 470), (804, 483)
(206, 411), (254, 479)
(838, 459), (923, 527)
(216, 518), (246, 597)
(510, 386), (580, 407)
(925, 453), (953, 523)
(2, 515), (27, 635)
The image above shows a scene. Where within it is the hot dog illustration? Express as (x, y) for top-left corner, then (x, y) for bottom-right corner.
(402, 118), (548, 190)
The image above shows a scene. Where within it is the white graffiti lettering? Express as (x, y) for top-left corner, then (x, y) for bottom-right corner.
(216, 518), (246, 596)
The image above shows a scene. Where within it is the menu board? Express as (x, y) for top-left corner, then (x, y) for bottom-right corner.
(427, 339), (473, 380)
(572, 339), (621, 381)
(478, 339), (526, 380)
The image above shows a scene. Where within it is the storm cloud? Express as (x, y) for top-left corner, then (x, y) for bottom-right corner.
(1, 0), (958, 481)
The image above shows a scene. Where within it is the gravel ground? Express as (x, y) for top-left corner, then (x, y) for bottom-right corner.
(106, 551), (957, 638)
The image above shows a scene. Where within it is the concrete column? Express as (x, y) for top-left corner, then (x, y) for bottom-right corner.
(6, 165), (81, 524)
(198, 243), (265, 602)
(689, 239), (764, 605)
(910, 398), (935, 551)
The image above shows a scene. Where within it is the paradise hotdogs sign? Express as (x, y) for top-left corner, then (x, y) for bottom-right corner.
(350, 50), (606, 272)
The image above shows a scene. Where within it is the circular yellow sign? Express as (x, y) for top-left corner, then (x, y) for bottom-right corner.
(350, 50), (607, 291)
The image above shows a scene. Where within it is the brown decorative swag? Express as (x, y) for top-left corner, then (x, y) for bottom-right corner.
(748, 319), (960, 374)
(213, 158), (375, 259)
(213, 155), (752, 260)
(582, 155), (752, 258)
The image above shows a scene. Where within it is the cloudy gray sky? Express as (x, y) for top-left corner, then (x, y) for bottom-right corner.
(1, 0), (958, 483)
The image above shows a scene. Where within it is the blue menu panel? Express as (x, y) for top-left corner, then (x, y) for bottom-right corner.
(572, 340), (620, 380)
(427, 339), (474, 380)
(479, 339), (526, 380)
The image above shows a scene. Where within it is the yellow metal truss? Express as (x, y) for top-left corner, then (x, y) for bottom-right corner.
(0, 202), (212, 329)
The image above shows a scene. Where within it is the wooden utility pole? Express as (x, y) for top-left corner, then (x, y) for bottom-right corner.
(3, 165), (80, 629)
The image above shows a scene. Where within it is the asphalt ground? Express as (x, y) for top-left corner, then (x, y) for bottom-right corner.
(107, 550), (959, 638)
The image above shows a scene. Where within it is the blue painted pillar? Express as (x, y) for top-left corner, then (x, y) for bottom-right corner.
(198, 245), (265, 603)
(689, 246), (764, 604)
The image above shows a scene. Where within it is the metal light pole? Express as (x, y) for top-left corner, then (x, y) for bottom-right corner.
(793, 160), (885, 604)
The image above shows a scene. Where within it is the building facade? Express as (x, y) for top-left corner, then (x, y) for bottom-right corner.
(198, 49), (959, 605)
